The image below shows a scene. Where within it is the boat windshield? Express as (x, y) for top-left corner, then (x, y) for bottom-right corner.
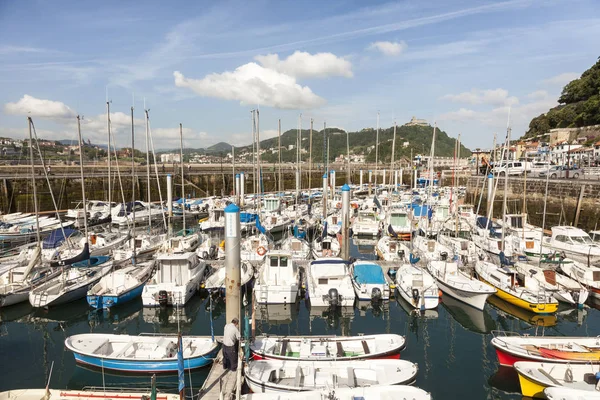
(360, 214), (376, 222)
(390, 214), (407, 226)
(571, 235), (592, 244)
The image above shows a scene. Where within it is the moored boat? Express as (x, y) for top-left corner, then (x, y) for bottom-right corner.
(244, 359), (418, 393)
(491, 331), (600, 366)
(64, 333), (220, 373)
(87, 261), (155, 309)
(250, 334), (405, 361)
(350, 262), (390, 301)
(545, 387), (600, 400)
(0, 388), (180, 400)
(241, 385), (431, 400)
(514, 361), (600, 398)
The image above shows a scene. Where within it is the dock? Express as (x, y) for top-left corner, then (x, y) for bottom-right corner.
(198, 349), (240, 400)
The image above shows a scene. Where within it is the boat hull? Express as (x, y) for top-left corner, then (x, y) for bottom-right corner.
(87, 282), (146, 310)
(0, 291), (29, 307)
(435, 279), (491, 311)
(71, 345), (219, 373)
(478, 276), (557, 315)
(515, 369), (547, 398)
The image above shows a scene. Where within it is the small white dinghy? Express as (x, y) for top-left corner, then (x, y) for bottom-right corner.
(0, 389), (180, 400)
(514, 361), (600, 398)
(251, 334), (406, 361)
(242, 385), (432, 400)
(396, 264), (439, 311)
(545, 387), (600, 400)
(245, 359), (418, 393)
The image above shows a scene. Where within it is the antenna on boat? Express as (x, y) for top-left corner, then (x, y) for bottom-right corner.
(44, 361), (54, 400)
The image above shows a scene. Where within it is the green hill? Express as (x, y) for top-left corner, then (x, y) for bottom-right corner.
(240, 124), (470, 163)
(525, 57), (600, 138)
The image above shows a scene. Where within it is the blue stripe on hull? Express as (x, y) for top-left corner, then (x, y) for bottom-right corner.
(87, 283), (146, 309)
(72, 345), (220, 373)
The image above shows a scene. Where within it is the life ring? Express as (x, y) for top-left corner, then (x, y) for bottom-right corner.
(257, 246), (267, 256)
(336, 202), (342, 209)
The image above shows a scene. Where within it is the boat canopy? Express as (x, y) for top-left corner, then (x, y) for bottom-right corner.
(42, 228), (79, 249)
(353, 263), (386, 284)
(240, 213), (258, 223)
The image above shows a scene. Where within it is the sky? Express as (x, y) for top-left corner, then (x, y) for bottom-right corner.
(0, 0), (598, 151)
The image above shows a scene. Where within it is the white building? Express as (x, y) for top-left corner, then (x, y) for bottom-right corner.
(160, 153), (181, 163)
(404, 116), (429, 127)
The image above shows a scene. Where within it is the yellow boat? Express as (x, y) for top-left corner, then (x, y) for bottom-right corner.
(487, 296), (557, 327)
(515, 367), (547, 398)
(475, 261), (558, 315)
(514, 361), (600, 398)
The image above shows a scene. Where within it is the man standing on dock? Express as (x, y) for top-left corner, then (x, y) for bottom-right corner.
(223, 317), (240, 372)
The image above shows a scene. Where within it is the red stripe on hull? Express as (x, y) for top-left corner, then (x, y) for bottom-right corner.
(495, 348), (530, 366)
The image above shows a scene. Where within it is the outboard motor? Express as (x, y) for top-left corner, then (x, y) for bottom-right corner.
(208, 245), (217, 260)
(202, 251), (209, 260)
(440, 251), (448, 261)
(158, 290), (169, 307)
(371, 287), (382, 301)
(412, 288), (420, 302)
(398, 249), (405, 259)
(328, 288), (340, 307)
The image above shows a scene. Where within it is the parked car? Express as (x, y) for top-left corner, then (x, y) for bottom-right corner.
(491, 161), (526, 176)
(538, 166), (583, 179)
(528, 161), (554, 177)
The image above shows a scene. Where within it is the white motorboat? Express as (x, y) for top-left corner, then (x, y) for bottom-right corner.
(352, 210), (380, 236)
(426, 258), (495, 311)
(142, 252), (206, 307)
(543, 226), (600, 265)
(513, 261), (589, 307)
(66, 200), (115, 220)
(558, 258), (600, 299)
(280, 236), (311, 260)
(203, 261), (254, 290)
(306, 258), (355, 307)
(326, 213), (342, 236)
(311, 236), (340, 259)
(245, 359), (418, 393)
(350, 261), (390, 301)
(241, 234), (272, 262)
(386, 208), (411, 239)
(395, 263), (439, 311)
(241, 386), (432, 400)
(111, 201), (164, 226)
(113, 233), (166, 261)
(196, 235), (225, 260)
(474, 260), (559, 314)
(375, 236), (410, 262)
(254, 251), (300, 304)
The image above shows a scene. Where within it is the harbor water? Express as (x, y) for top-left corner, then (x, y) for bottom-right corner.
(1, 234), (598, 400)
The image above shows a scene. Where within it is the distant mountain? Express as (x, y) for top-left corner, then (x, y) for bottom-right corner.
(206, 142), (232, 153)
(237, 124), (470, 164)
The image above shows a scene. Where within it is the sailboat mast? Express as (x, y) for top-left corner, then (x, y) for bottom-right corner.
(375, 111), (380, 188)
(106, 102), (112, 231)
(180, 123), (186, 234)
(131, 107), (136, 234)
(251, 111), (256, 196)
(256, 110), (261, 196)
(299, 114), (302, 193)
(390, 121), (396, 186)
(145, 109), (151, 230)
(346, 127), (351, 184)
(27, 117), (41, 245)
(309, 118), (313, 189)
(76, 116), (89, 245)
(501, 117), (511, 247)
(427, 122), (437, 237)
(278, 119), (282, 193)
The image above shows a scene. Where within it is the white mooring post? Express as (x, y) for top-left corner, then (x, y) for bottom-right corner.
(225, 203), (241, 323)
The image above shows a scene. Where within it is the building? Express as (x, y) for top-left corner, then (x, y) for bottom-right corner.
(404, 116), (429, 127)
(160, 153), (181, 163)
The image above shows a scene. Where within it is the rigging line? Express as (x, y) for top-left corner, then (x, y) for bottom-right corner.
(30, 119), (71, 249)
(147, 115), (167, 231)
(109, 118), (129, 231)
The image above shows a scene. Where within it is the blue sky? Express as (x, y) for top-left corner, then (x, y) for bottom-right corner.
(0, 0), (598, 150)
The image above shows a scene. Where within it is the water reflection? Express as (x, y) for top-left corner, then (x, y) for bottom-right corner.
(441, 295), (496, 334)
(488, 366), (521, 396)
(142, 294), (208, 332)
(396, 295), (439, 319)
(487, 295), (557, 329)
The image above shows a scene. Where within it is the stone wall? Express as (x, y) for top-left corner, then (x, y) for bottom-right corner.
(465, 176), (600, 232)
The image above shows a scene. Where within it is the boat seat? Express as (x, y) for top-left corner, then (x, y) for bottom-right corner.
(294, 365), (304, 387)
(347, 367), (355, 387)
(336, 342), (344, 357)
(361, 340), (370, 355)
(280, 339), (289, 356)
(112, 340), (135, 358)
(537, 368), (562, 386)
(91, 339), (110, 355)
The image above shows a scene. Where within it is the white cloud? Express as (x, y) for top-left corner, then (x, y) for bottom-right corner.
(438, 108), (477, 122)
(367, 41), (407, 56)
(440, 88), (519, 107)
(254, 51), (353, 78)
(4, 95), (76, 119)
(173, 64), (326, 109)
(526, 90), (549, 101)
(151, 127), (212, 150)
(542, 72), (579, 87)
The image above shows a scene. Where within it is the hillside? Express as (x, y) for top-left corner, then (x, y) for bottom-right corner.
(240, 124), (470, 164)
(525, 57), (600, 139)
